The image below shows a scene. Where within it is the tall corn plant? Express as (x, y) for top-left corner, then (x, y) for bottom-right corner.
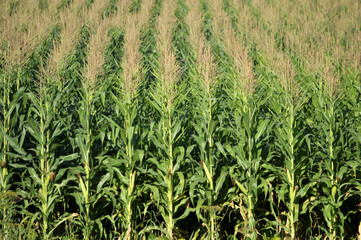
(0, 23), (63, 239)
(72, 20), (110, 239)
(75, 64), (93, 240)
(306, 65), (350, 239)
(23, 64), (77, 239)
(190, 44), (224, 240)
(226, 90), (270, 240)
(205, 2), (270, 237)
(0, 68), (27, 238)
(0, 72), (23, 194)
(73, 70), (101, 239)
(143, 1), (191, 238)
(222, 54), (271, 239)
(343, 72), (361, 235)
(105, 77), (144, 239)
(103, 2), (152, 237)
(0, 23), (48, 235)
(184, 1), (226, 238)
(73, 77), (113, 239)
(42, 21), (88, 237)
(49, 25), (92, 239)
(265, 62), (311, 239)
(337, 70), (361, 238)
(219, 0), (303, 236)
(145, 52), (189, 239)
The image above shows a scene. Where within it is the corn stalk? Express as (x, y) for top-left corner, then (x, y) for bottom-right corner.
(226, 92), (271, 239)
(104, 91), (144, 239)
(75, 81), (93, 239)
(189, 52), (226, 240)
(0, 70), (26, 238)
(309, 88), (347, 239)
(146, 79), (190, 239)
(144, 0), (191, 237)
(24, 71), (74, 239)
(71, 81), (113, 239)
(267, 87), (312, 239)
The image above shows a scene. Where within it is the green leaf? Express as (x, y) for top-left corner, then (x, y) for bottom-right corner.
(215, 170), (227, 196)
(255, 119), (270, 142)
(97, 173), (110, 193)
(28, 168), (41, 186)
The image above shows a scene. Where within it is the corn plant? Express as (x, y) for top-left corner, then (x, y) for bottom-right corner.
(23, 71), (74, 239)
(225, 84), (272, 239)
(0, 73), (22, 195)
(74, 81), (93, 239)
(142, 1), (192, 238)
(266, 74), (312, 239)
(52, 28), (92, 238)
(0, 69), (27, 238)
(103, 3), (150, 238)
(73, 79), (113, 239)
(183, 1), (226, 238)
(0, 0), (360, 238)
(71, 18), (112, 238)
(305, 69), (350, 239)
(189, 45), (226, 240)
(105, 91), (144, 239)
(146, 59), (190, 239)
(344, 75), (361, 234)
(205, 2), (268, 237)
(0, 22), (60, 237)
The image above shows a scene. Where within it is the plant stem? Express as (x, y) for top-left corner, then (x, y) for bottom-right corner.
(289, 104), (296, 239)
(39, 94), (52, 240)
(167, 105), (174, 239)
(125, 101), (135, 239)
(329, 103), (336, 240)
(1, 73), (9, 238)
(207, 96), (215, 240)
(83, 88), (91, 240)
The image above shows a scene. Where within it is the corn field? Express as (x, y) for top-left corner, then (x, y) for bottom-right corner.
(0, 0), (360, 239)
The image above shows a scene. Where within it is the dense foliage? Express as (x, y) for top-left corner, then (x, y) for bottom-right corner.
(0, 0), (360, 239)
